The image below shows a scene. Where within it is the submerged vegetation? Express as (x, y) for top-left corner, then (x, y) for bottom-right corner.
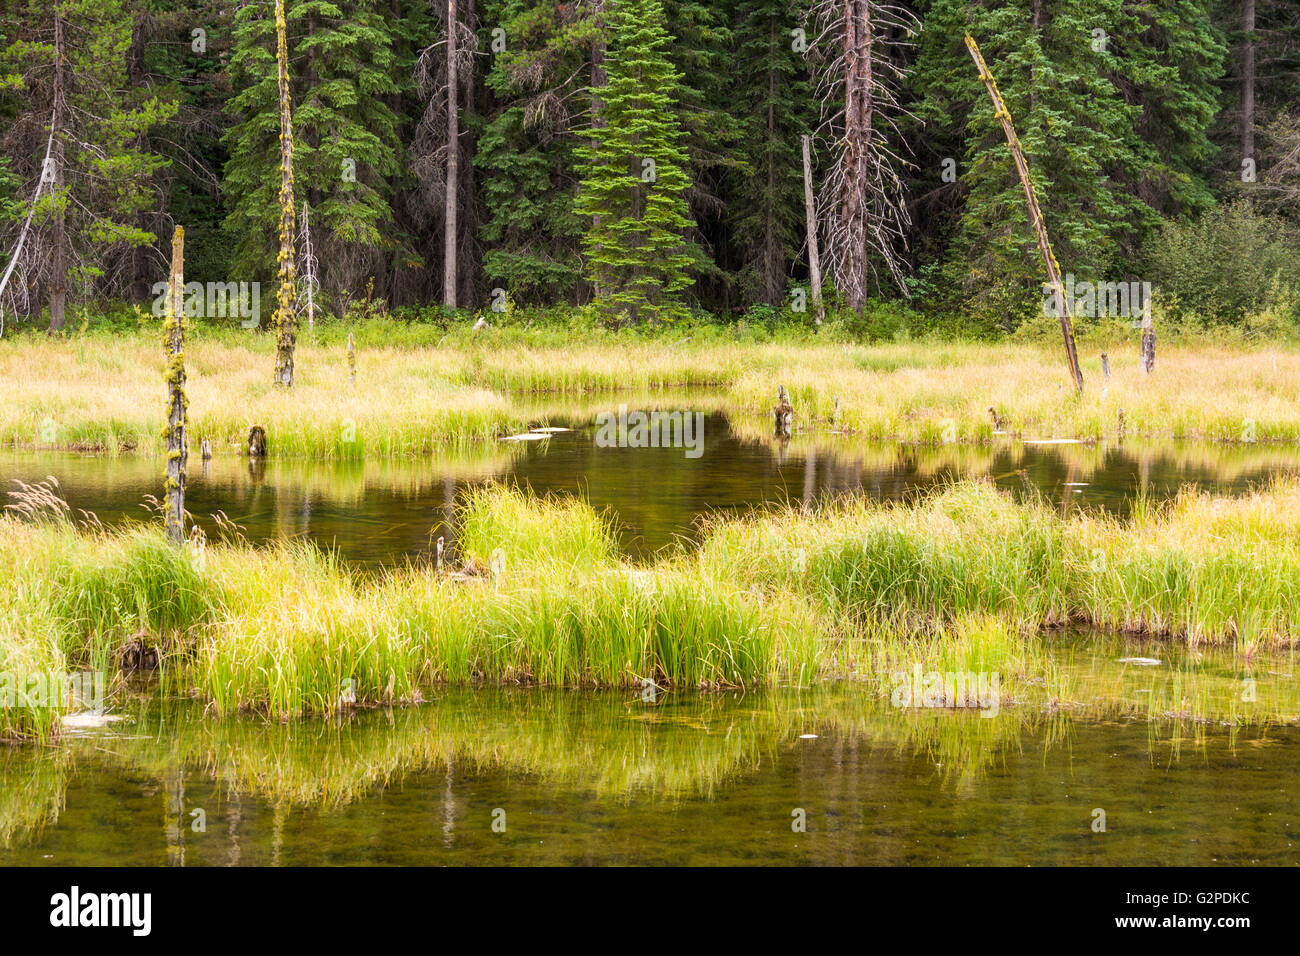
(3, 478), (1298, 740)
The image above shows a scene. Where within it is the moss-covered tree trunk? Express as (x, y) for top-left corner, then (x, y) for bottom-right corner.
(272, 0), (298, 387)
(163, 226), (187, 547)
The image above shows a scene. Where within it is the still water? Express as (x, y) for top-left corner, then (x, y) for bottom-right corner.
(2, 409), (1298, 865)
(2, 411), (1298, 563)
(1, 673), (1296, 866)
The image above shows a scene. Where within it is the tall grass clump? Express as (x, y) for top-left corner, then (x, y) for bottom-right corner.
(456, 484), (617, 572)
(6, 479), (1300, 734)
(8, 331), (1300, 456)
(697, 477), (1300, 648)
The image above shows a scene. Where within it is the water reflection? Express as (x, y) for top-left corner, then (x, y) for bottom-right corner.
(2, 633), (1297, 865)
(3, 412), (1298, 564)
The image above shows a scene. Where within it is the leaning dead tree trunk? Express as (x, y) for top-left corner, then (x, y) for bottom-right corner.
(801, 134), (825, 325)
(0, 110), (56, 338)
(162, 227), (187, 547)
(964, 33), (1083, 391)
(442, 0), (459, 310)
(807, 0), (915, 312)
(272, 0), (298, 387)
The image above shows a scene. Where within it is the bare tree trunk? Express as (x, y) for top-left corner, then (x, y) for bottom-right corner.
(810, 0), (912, 308)
(0, 111), (56, 337)
(48, 7), (67, 332)
(802, 135), (825, 325)
(442, 0), (459, 310)
(1140, 299), (1155, 375)
(840, 0), (872, 313)
(590, 0), (607, 302)
(1243, 0), (1256, 163)
(300, 201), (316, 332)
(965, 33), (1083, 390)
(272, 0), (298, 387)
(163, 227), (187, 547)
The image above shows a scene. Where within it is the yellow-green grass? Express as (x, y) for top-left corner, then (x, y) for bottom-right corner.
(0, 334), (525, 457)
(4, 331), (1299, 456)
(727, 341), (1300, 443)
(698, 478), (1300, 650)
(3, 478), (1300, 739)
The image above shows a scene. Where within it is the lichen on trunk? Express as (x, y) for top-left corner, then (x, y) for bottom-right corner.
(272, 0), (298, 388)
(162, 226), (187, 546)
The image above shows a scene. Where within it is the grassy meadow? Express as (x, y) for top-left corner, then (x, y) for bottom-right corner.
(2, 323), (1299, 456)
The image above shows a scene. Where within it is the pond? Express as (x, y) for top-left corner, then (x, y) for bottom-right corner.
(2, 640), (1296, 866)
(3, 405), (1298, 564)
(2, 406), (1298, 866)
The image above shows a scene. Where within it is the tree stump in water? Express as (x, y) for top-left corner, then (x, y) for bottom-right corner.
(200, 438), (212, 460)
(773, 385), (793, 437)
(247, 425), (268, 458)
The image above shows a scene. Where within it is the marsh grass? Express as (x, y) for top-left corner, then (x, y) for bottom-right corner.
(696, 477), (1300, 646)
(4, 332), (1299, 456)
(3, 479), (1300, 737)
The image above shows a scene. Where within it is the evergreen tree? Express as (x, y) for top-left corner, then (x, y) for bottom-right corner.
(723, 0), (815, 309)
(222, 0), (401, 312)
(1114, 0), (1225, 224)
(914, 0), (1151, 322)
(656, 0), (743, 303)
(574, 0), (695, 323)
(0, 0), (176, 328)
(475, 0), (595, 303)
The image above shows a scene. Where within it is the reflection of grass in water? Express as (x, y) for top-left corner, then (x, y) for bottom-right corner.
(209, 446), (527, 501)
(726, 422), (1300, 493)
(1047, 630), (1300, 728)
(0, 747), (67, 846)
(78, 687), (1051, 809)
(4, 656), (1293, 849)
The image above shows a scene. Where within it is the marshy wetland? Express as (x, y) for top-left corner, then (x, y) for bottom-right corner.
(2, 336), (1299, 865)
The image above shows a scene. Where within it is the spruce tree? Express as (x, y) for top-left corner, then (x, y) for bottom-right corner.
(914, 0), (1148, 322)
(0, 0), (176, 328)
(222, 0), (401, 312)
(724, 0), (815, 308)
(475, 0), (595, 303)
(574, 0), (695, 324)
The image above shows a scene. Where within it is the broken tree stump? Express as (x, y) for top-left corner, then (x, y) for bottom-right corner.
(773, 385), (793, 437)
(247, 424), (268, 458)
